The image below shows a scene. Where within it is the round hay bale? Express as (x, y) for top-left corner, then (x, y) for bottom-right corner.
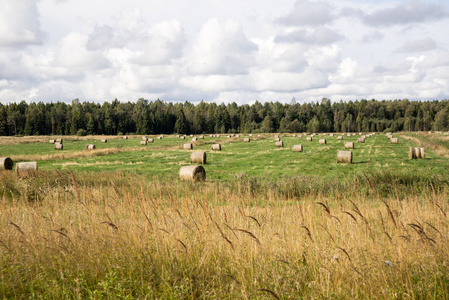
(306, 137), (312, 141)
(211, 144), (221, 151)
(140, 140), (147, 145)
(199, 135), (204, 139)
(292, 145), (303, 152)
(249, 134), (253, 137)
(49, 139), (55, 144)
(192, 137), (198, 141)
(274, 137), (280, 142)
(190, 151), (206, 164)
(0, 157), (13, 170)
(357, 138), (365, 143)
(337, 151), (352, 163)
(85, 144), (96, 150)
(390, 138), (398, 144)
(183, 143), (193, 150)
(16, 161), (38, 172)
(157, 136), (162, 140)
(297, 135), (302, 139)
(244, 138), (250, 142)
(414, 147), (422, 159)
(319, 139), (326, 145)
(180, 136), (185, 139)
(409, 147), (417, 159)
(236, 135), (240, 138)
(274, 134), (279, 138)
(56, 138), (63, 143)
(329, 133), (334, 137)
(420, 147), (425, 158)
(337, 136), (343, 140)
(148, 138), (154, 143)
(101, 139), (107, 143)
(346, 133), (351, 137)
(142, 136), (147, 140)
(123, 136), (128, 139)
(179, 165), (206, 182)
(275, 141), (284, 147)
(54, 142), (63, 150)
(344, 142), (354, 149)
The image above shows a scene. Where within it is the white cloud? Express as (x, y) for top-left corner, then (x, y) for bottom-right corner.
(276, 0), (335, 26)
(396, 37), (438, 53)
(362, 0), (449, 27)
(275, 27), (345, 45)
(0, 0), (43, 47)
(186, 18), (257, 76)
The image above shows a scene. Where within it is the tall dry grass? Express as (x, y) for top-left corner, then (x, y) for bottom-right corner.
(0, 169), (448, 298)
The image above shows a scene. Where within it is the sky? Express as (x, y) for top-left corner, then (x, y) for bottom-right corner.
(0, 0), (448, 105)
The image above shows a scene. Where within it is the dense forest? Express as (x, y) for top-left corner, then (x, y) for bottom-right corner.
(0, 98), (448, 136)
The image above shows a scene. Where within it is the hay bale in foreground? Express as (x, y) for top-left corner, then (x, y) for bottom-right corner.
(292, 145), (303, 152)
(190, 151), (206, 164)
(344, 142), (354, 149)
(140, 140), (147, 145)
(211, 144), (221, 151)
(319, 139), (326, 145)
(179, 165), (206, 182)
(244, 138), (250, 142)
(16, 161), (38, 172)
(85, 144), (96, 150)
(54, 142), (63, 150)
(275, 141), (284, 147)
(101, 139), (107, 143)
(183, 143), (193, 150)
(337, 151), (352, 163)
(49, 139), (55, 144)
(0, 157), (13, 170)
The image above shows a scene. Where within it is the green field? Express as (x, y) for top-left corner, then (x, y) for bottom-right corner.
(2, 133), (447, 182)
(1, 132), (449, 299)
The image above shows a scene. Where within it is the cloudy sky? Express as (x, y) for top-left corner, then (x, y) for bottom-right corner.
(0, 0), (448, 105)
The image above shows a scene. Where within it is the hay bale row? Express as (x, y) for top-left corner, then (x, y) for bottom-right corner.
(0, 157), (13, 170)
(183, 143), (193, 150)
(190, 151), (206, 164)
(292, 145), (303, 152)
(54, 142), (63, 150)
(211, 144), (221, 151)
(179, 165), (206, 182)
(275, 141), (284, 147)
(344, 142), (354, 149)
(16, 161), (38, 172)
(337, 151), (352, 163)
(409, 147), (425, 159)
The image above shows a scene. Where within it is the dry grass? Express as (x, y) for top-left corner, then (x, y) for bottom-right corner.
(0, 169), (448, 298)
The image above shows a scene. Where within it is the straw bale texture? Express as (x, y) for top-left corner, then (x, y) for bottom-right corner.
(211, 144), (221, 151)
(390, 138), (398, 144)
(16, 161), (38, 172)
(275, 141), (284, 147)
(337, 151), (352, 163)
(292, 145), (303, 152)
(54, 142), (63, 150)
(319, 139), (326, 144)
(0, 157), (13, 170)
(183, 143), (193, 150)
(179, 165), (206, 182)
(344, 142), (354, 149)
(190, 151), (207, 164)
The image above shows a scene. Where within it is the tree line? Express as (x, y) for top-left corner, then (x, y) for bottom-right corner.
(0, 97), (448, 136)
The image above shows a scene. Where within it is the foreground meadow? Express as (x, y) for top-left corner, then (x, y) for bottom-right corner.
(1, 133), (449, 298)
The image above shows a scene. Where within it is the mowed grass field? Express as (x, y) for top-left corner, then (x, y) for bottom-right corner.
(1, 132), (449, 299)
(1, 132), (447, 181)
